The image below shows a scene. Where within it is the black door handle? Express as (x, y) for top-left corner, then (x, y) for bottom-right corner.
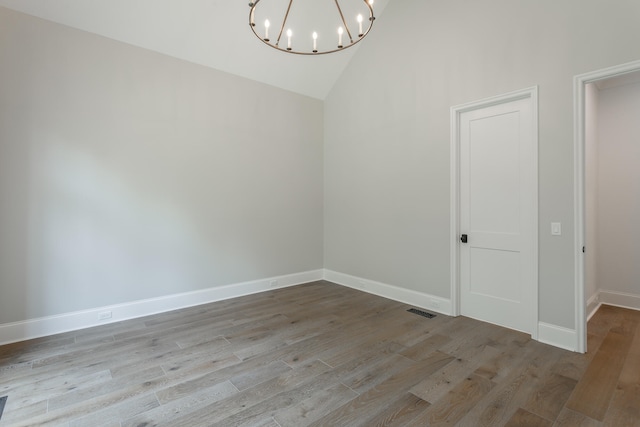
(460, 234), (468, 243)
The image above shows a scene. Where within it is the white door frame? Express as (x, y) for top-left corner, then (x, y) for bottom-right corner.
(573, 59), (640, 353)
(450, 86), (539, 339)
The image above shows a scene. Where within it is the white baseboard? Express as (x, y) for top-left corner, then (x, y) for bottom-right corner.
(538, 322), (578, 352)
(586, 293), (601, 321)
(0, 269), (324, 346)
(533, 290), (640, 353)
(598, 289), (640, 311)
(3, 267), (598, 354)
(323, 270), (584, 352)
(323, 269), (452, 315)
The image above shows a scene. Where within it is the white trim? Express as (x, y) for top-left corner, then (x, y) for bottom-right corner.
(598, 290), (640, 312)
(0, 269), (323, 346)
(450, 99), (461, 316)
(323, 270), (452, 315)
(450, 86), (539, 339)
(573, 59), (640, 354)
(586, 292), (601, 321)
(585, 290), (640, 321)
(538, 322), (578, 352)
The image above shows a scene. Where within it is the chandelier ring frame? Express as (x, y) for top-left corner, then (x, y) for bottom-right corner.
(248, 0), (375, 55)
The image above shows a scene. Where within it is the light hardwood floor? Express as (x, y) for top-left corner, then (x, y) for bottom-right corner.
(0, 281), (638, 426)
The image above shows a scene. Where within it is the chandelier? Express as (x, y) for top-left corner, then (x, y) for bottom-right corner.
(248, 0), (375, 55)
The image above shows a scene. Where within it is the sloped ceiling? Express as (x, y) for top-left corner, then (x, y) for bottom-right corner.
(0, 0), (391, 99)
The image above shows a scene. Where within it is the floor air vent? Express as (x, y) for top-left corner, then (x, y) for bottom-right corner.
(407, 308), (436, 319)
(0, 396), (7, 421)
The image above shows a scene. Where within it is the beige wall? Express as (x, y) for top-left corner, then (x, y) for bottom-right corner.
(324, 0), (640, 329)
(0, 8), (324, 324)
(596, 81), (640, 297)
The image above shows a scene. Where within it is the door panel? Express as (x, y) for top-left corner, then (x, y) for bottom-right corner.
(460, 96), (535, 334)
(470, 247), (520, 302)
(469, 111), (521, 234)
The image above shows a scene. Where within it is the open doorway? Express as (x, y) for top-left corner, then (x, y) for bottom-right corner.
(575, 60), (640, 353)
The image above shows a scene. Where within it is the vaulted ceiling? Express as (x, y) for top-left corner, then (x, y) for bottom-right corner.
(0, 0), (391, 99)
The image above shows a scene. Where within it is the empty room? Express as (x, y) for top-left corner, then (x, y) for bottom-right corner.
(0, 0), (639, 426)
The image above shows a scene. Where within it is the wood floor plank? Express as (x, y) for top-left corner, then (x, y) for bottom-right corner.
(406, 373), (495, 426)
(113, 336), (231, 378)
(159, 343), (239, 378)
(472, 338), (534, 383)
(340, 353), (415, 394)
(409, 344), (500, 404)
(275, 319), (385, 368)
(400, 333), (452, 361)
(229, 360), (292, 391)
(587, 305), (624, 338)
(273, 383), (358, 427)
(553, 408), (602, 427)
(5, 369), (168, 427)
(279, 315), (341, 346)
(319, 340), (405, 369)
(190, 368), (346, 425)
(309, 322), (406, 368)
(47, 366), (165, 412)
(0, 399), (48, 426)
(565, 330), (632, 420)
(307, 350), (455, 427)
(504, 407), (553, 427)
(437, 320), (509, 359)
(551, 331), (604, 382)
(390, 311), (453, 348)
(29, 335), (180, 373)
(0, 335), (76, 365)
(456, 341), (556, 427)
(247, 418), (281, 427)
(123, 360), (331, 427)
(395, 315), (472, 349)
(364, 393), (431, 427)
(0, 361), (32, 380)
(617, 318), (640, 387)
(522, 373), (577, 422)
(68, 392), (160, 427)
(601, 322), (640, 426)
(120, 380), (239, 427)
(153, 355), (244, 404)
(4, 368), (112, 410)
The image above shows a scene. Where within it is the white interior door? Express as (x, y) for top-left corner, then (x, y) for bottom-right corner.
(458, 94), (537, 334)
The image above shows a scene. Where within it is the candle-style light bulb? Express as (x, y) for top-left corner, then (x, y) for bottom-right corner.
(264, 19), (270, 41)
(287, 29), (292, 50)
(338, 26), (344, 47)
(357, 14), (363, 37)
(368, 0), (374, 5)
(312, 31), (318, 52)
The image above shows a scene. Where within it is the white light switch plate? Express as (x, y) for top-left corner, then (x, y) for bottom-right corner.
(551, 222), (561, 236)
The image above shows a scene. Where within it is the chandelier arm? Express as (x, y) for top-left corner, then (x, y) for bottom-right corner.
(248, 0), (375, 55)
(249, 0), (261, 27)
(333, 0), (354, 44)
(275, 0), (294, 47)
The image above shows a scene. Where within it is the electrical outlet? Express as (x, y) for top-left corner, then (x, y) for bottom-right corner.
(98, 311), (112, 321)
(270, 280), (278, 288)
(430, 299), (441, 309)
